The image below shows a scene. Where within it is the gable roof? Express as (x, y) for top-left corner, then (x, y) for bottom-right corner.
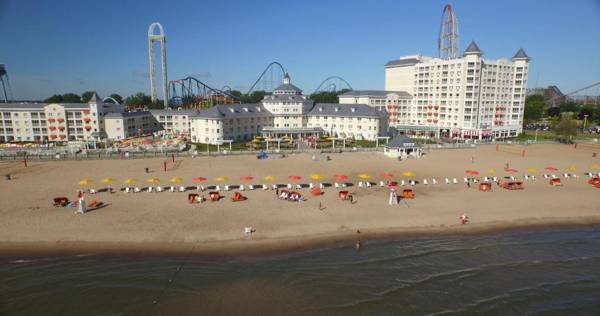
(309, 103), (387, 118)
(193, 103), (270, 119)
(385, 134), (421, 148)
(339, 90), (412, 98)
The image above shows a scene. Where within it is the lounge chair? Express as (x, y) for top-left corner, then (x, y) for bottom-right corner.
(445, 178), (450, 184)
(263, 184), (268, 190)
(271, 184), (277, 190)
(366, 181), (372, 188)
(531, 175), (536, 181)
(216, 185), (221, 191)
(125, 187), (131, 193)
(572, 174), (578, 178)
(224, 185), (230, 191)
(464, 177), (469, 183)
(248, 185), (254, 190)
(379, 181), (385, 187)
(423, 179), (428, 185)
(341, 183), (347, 188)
(170, 186), (175, 192)
(240, 185), (245, 191)
(134, 187), (141, 193)
(148, 186), (153, 193)
(510, 176), (515, 181)
(432, 178), (438, 185)
(551, 174), (557, 179)
(296, 184), (302, 189)
(157, 186), (164, 192)
(89, 188), (96, 194)
(319, 183), (324, 189)
(410, 180), (415, 186)
(179, 186), (186, 192)
(563, 173), (570, 178)
(334, 182), (339, 188)
(88, 200), (103, 208)
(287, 184), (292, 189)
(453, 178), (458, 184)
(309, 183), (314, 188)
(401, 180), (406, 186)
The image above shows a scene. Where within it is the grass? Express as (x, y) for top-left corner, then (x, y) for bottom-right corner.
(514, 130), (599, 142)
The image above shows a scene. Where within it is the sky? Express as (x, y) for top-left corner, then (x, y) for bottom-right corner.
(0, 0), (599, 101)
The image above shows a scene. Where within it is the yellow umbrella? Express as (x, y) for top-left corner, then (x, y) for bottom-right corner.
(215, 176), (229, 182)
(100, 177), (114, 183)
(526, 167), (537, 173)
(592, 165), (600, 169)
(358, 173), (371, 179)
(402, 171), (416, 177)
(78, 179), (95, 185)
(310, 173), (323, 180)
(124, 178), (137, 184)
(263, 175), (275, 181)
(147, 177), (161, 184)
(567, 165), (577, 171)
(169, 177), (183, 183)
(488, 168), (497, 174)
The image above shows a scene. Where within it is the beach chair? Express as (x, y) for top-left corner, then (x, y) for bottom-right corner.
(572, 174), (577, 178)
(493, 177), (498, 182)
(287, 184), (292, 189)
(453, 178), (458, 184)
(240, 185), (245, 191)
(216, 185), (221, 191)
(510, 176), (515, 181)
(148, 186), (153, 193)
(410, 180), (415, 186)
(432, 178), (438, 185)
(134, 187), (141, 193)
(296, 184), (302, 190)
(563, 173), (570, 178)
(543, 174), (549, 179)
(157, 186), (163, 192)
(125, 187), (131, 193)
(551, 174), (557, 179)
(445, 178), (450, 184)
(169, 186), (175, 192)
(366, 181), (372, 188)
(401, 180), (406, 186)
(179, 186), (186, 192)
(473, 178), (479, 183)
(423, 179), (428, 185)
(309, 183), (314, 188)
(341, 183), (347, 188)
(271, 184), (277, 190)
(524, 175), (529, 180)
(379, 181), (385, 187)
(224, 185), (230, 191)
(319, 183), (324, 189)
(262, 184), (268, 190)
(89, 188), (96, 194)
(464, 177), (469, 183)
(249, 185), (254, 190)
(245, 227), (253, 235)
(334, 182), (340, 188)
(209, 191), (221, 201)
(531, 175), (536, 181)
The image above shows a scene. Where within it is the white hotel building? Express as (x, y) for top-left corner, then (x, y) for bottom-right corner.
(340, 41), (530, 140)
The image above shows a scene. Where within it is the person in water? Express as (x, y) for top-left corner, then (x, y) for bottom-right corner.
(355, 240), (361, 251)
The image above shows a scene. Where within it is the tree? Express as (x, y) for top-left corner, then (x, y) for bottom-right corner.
(81, 91), (95, 103)
(578, 105), (594, 120)
(546, 106), (561, 117)
(554, 113), (578, 139)
(125, 92), (152, 107)
(62, 93), (82, 103)
(310, 91), (338, 103)
(523, 95), (544, 122)
(44, 94), (64, 103)
(228, 90), (242, 99)
(109, 94), (123, 104)
(559, 101), (580, 114)
(241, 91), (266, 103)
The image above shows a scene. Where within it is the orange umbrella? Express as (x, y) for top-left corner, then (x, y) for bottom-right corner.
(334, 174), (348, 180)
(288, 175), (302, 181)
(380, 172), (394, 178)
(193, 177), (207, 182)
(545, 166), (559, 171)
(240, 176), (254, 181)
(505, 168), (518, 173)
(465, 170), (479, 175)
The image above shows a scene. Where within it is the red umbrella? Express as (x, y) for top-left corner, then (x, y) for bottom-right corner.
(505, 168), (518, 173)
(193, 177), (207, 182)
(240, 176), (254, 181)
(334, 174), (348, 180)
(545, 166), (559, 171)
(380, 172), (394, 178)
(465, 170), (479, 175)
(288, 175), (302, 181)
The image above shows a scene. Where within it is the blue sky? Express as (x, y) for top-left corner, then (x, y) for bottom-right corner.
(1, 0), (599, 101)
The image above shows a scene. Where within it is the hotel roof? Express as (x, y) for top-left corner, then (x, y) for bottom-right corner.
(339, 90), (412, 98)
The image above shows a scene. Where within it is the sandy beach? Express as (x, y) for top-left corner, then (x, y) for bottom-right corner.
(1, 143), (599, 255)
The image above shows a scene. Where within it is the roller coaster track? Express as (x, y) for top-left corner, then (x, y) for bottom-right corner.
(313, 76), (353, 94)
(169, 77), (241, 107)
(246, 61), (286, 94)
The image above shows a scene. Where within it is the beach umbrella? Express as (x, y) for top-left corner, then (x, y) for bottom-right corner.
(527, 167), (538, 173)
(240, 176), (254, 181)
(465, 170), (479, 175)
(334, 174), (348, 181)
(567, 165), (577, 171)
(147, 177), (161, 184)
(215, 176), (229, 182)
(193, 177), (207, 182)
(124, 178), (137, 184)
(402, 171), (416, 177)
(488, 168), (497, 174)
(358, 173), (371, 179)
(169, 177), (183, 183)
(545, 166), (559, 171)
(380, 172), (394, 178)
(310, 173), (323, 180)
(78, 179), (95, 185)
(263, 175), (276, 181)
(100, 177), (114, 184)
(288, 175), (302, 181)
(592, 165), (600, 169)
(505, 168), (518, 173)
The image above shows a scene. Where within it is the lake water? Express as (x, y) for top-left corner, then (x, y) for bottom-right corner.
(2, 228), (600, 315)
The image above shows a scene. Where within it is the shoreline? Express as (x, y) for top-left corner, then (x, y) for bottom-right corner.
(2, 216), (600, 259)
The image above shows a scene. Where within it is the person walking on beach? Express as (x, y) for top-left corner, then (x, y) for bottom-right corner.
(471, 156), (474, 164)
(276, 187), (279, 196)
(349, 194), (354, 204)
(467, 181), (471, 188)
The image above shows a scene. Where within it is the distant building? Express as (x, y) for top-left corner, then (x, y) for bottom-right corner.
(104, 111), (160, 140)
(527, 86), (566, 108)
(190, 73), (388, 144)
(384, 42), (530, 139)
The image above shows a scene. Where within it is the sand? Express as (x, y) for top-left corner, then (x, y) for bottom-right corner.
(0, 143), (599, 256)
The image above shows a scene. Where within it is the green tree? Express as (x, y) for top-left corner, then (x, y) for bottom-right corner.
(109, 94), (123, 104)
(228, 90), (242, 99)
(559, 101), (580, 114)
(61, 93), (82, 103)
(554, 113), (579, 139)
(81, 91), (95, 102)
(523, 95), (544, 122)
(44, 94), (64, 103)
(547, 106), (561, 117)
(125, 92), (152, 107)
(310, 91), (338, 103)
(241, 91), (266, 103)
